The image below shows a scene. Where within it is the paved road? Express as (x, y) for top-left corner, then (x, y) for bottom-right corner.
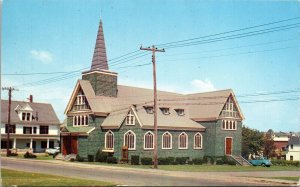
(1, 157), (298, 186)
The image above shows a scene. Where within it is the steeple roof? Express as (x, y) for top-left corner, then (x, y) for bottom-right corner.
(91, 20), (108, 70)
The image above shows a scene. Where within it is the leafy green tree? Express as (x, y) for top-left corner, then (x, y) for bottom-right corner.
(263, 129), (276, 158)
(242, 125), (264, 158)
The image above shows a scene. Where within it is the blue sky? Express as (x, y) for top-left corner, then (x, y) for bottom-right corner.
(2, 0), (300, 132)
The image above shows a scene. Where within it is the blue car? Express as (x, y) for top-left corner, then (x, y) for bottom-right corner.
(249, 157), (272, 167)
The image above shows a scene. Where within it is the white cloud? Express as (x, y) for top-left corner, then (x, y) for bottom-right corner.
(30, 50), (53, 64)
(190, 78), (216, 92)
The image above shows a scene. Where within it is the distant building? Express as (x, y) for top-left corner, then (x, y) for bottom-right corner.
(61, 19), (245, 161)
(1, 96), (60, 153)
(272, 132), (289, 160)
(285, 136), (300, 161)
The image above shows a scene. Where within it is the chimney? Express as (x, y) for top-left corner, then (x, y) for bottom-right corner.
(29, 95), (33, 103)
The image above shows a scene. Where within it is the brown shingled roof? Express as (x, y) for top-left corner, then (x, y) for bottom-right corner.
(1, 100), (60, 125)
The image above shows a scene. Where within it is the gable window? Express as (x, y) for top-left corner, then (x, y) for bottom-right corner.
(144, 131), (154, 150)
(160, 107), (170, 115)
(5, 124), (16, 134)
(40, 126), (49, 134)
(73, 115), (89, 126)
(175, 109), (184, 116)
(124, 130), (136, 150)
(162, 132), (172, 149)
(22, 112), (32, 121)
(126, 110), (135, 125)
(179, 132), (188, 149)
(222, 120), (237, 130)
(77, 95), (86, 105)
(105, 130), (114, 150)
(194, 133), (202, 149)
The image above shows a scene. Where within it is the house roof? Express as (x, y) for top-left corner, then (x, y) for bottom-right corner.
(1, 100), (60, 125)
(91, 19), (108, 70)
(65, 80), (244, 122)
(288, 136), (300, 145)
(101, 106), (206, 131)
(61, 126), (95, 134)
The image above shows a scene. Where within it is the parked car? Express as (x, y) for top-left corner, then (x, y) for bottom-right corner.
(45, 147), (60, 155)
(249, 157), (272, 167)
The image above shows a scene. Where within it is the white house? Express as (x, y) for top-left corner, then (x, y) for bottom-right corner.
(1, 96), (60, 153)
(285, 136), (300, 161)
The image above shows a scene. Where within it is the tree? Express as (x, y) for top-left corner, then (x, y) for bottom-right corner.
(242, 125), (264, 158)
(263, 129), (276, 158)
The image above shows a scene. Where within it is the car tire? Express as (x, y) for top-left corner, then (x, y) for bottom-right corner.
(261, 163), (266, 167)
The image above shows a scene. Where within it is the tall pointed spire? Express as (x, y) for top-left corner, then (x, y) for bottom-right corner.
(91, 19), (109, 70)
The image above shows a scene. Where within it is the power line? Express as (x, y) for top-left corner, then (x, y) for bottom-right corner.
(156, 16), (300, 47)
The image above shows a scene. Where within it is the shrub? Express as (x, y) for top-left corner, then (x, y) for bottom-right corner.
(76, 155), (85, 162)
(192, 158), (203, 165)
(203, 155), (209, 164)
(141, 157), (152, 165)
(216, 160), (224, 165)
(10, 152), (18, 156)
(95, 150), (108, 162)
(107, 156), (118, 164)
(88, 155), (94, 162)
(53, 152), (59, 159)
(210, 157), (215, 165)
(24, 151), (37, 159)
(271, 160), (300, 167)
(227, 160), (236, 165)
(176, 157), (188, 165)
(70, 158), (75, 162)
(158, 157), (169, 165)
(188, 160), (193, 165)
(131, 155), (139, 165)
(166, 157), (175, 164)
(221, 155), (229, 164)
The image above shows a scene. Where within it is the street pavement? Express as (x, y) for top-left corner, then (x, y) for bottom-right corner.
(1, 157), (299, 186)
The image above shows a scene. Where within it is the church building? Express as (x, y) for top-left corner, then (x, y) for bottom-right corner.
(62, 19), (245, 162)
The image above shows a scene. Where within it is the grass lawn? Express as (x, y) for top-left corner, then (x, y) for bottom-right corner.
(81, 162), (299, 172)
(1, 168), (115, 187)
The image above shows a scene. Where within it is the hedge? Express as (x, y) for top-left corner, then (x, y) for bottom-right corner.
(95, 150), (108, 162)
(271, 160), (300, 167)
(192, 158), (203, 165)
(107, 156), (118, 164)
(131, 155), (140, 165)
(141, 157), (152, 165)
(24, 152), (37, 159)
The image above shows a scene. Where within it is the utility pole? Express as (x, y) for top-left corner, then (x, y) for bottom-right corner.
(2, 87), (17, 157)
(140, 45), (165, 169)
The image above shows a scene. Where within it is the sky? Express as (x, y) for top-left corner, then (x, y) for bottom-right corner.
(1, 0), (300, 132)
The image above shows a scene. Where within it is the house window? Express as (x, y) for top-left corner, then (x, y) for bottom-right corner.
(162, 132), (172, 149)
(290, 156), (293, 161)
(144, 131), (154, 150)
(21, 112), (32, 121)
(33, 127), (37, 134)
(144, 106), (154, 114)
(40, 126), (49, 134)
(124, 130), (136, 150)
(160, 107), (170, 115)
(222, 120), (237, 130)
(77, 95), (86, 105)
(105, 130), (114, 150)
(5, 124), (16, 134)
(175, 109), (184, 116)
(194, 133), (202, 149)
(73, 115), (89, 126)
(291, 145), (293, 149)
(126, 110), (135, 125)
(23, 127), (32, 134)
(179, 132), (188, 149)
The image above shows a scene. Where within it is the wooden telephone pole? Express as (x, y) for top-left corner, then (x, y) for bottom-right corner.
(2, 87), (17, 157)
(140, 45), (165, 169)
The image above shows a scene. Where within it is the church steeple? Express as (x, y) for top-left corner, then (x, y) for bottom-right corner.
(91, 19), (108, 70)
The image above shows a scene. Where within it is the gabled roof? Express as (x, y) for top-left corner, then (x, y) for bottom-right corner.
(61, 126), (95, 135)
(288, 136), (300, 145)
(91, 19), (108, 70)
(1, 100), (60, 125)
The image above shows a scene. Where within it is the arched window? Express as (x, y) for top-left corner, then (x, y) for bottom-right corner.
(105, 130), (114, 150)
(126, 110), (135, 125)
(194, 133), (202, 149)
(144, 131), (154, 150)
(124, 130), (136, 150)
(162, 132), (172, 149)
(178, 132), (188, 149)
